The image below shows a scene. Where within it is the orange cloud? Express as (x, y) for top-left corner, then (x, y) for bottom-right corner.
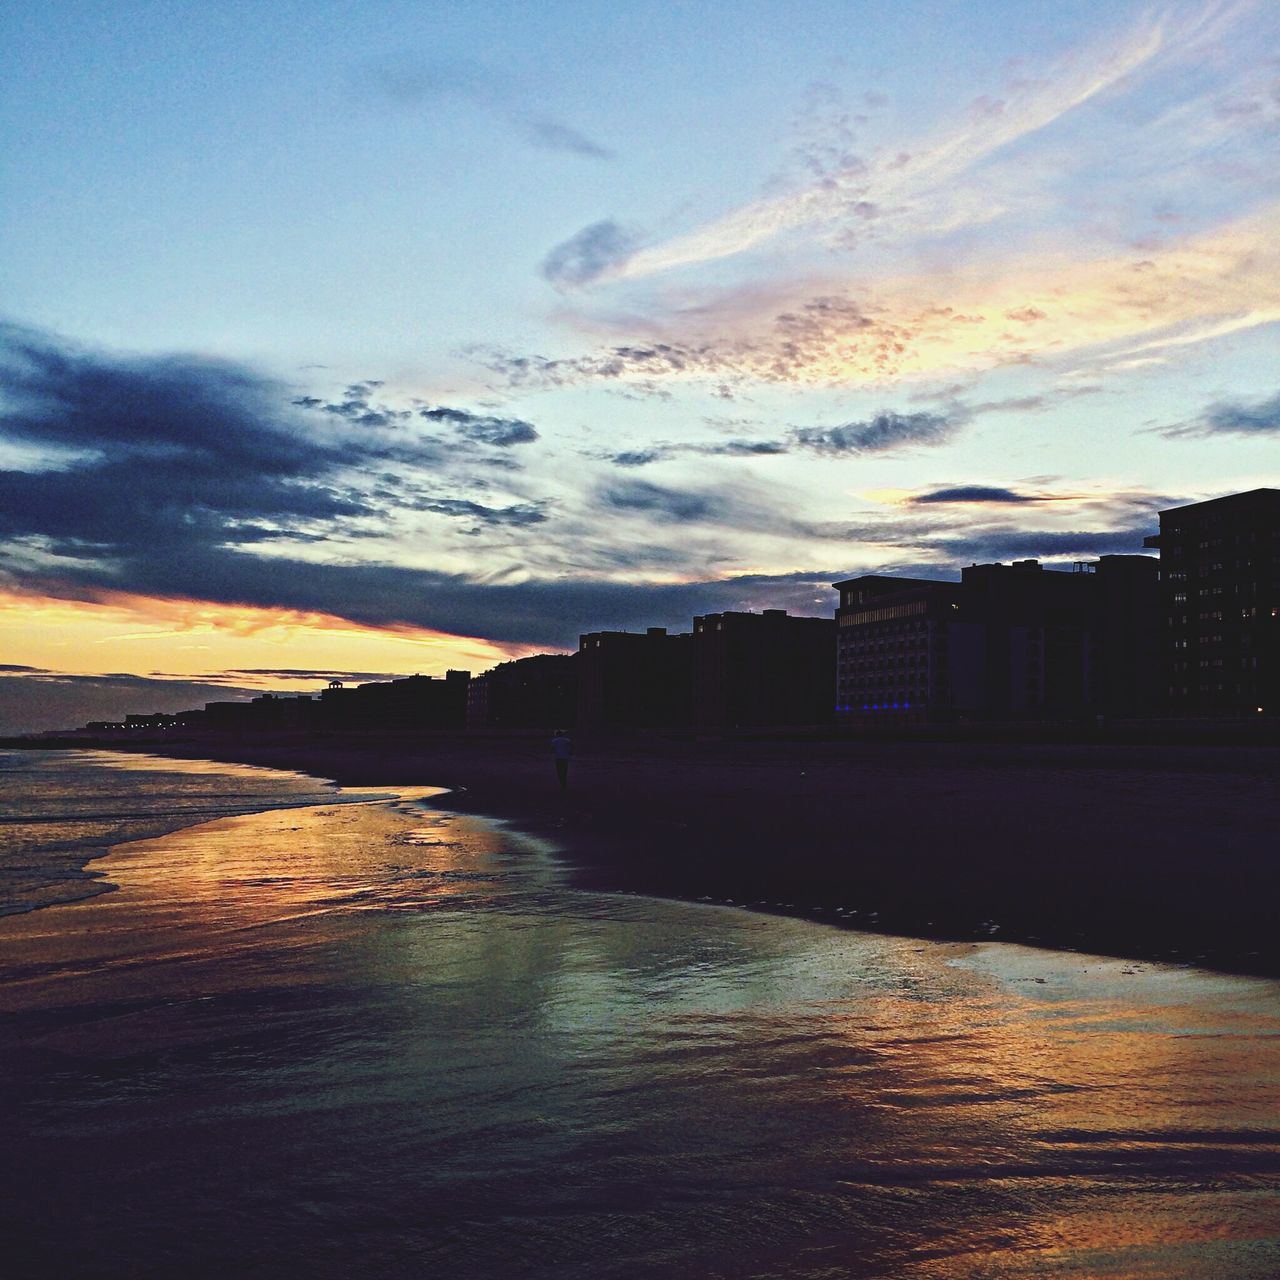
(528, 203), (1280, 388)
(0, 585), (529, 687)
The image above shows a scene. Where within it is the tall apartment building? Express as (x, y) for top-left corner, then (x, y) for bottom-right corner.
(1144, 488), (1280, 715)
(576, 627), (693, 731)
(834, 556), (1159, 722)
(692, 609), (834, 732)
(466, 654), (576, 731)
(833, 575), (962, 720)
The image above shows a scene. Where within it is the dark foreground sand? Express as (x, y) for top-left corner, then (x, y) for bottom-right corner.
(29, 731), (1280, 975)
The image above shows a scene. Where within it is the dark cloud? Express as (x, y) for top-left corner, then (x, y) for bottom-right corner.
(1162, 389), (1280, 438)
(0, 663), (47, 673)
(609, 449), (669, 467)
(0, 322), (372, 556)
(598, 479), (719, 523)
(911, 486), (1045, 504)
(791, 410), (962, 455)
(415, 497), (548, 527)
(704, 439), (790, 458)
(934, 527), (1153, 561)
(293, 383), (411, 429)
(597, 412), (957, 471)
(540, 220), (640, 288)
(604, 438), (788, 467)
(8, 553), (846, 652)
(419, 405), (539, 446)
(0, 324), (561, 626)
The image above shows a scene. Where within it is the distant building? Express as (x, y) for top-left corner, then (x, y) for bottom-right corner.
(834, 556), (1159, 723)
(245, 693), (314, 729)
(576, 627), (692, 731)
(1144, 488), (1280, 715)
(466, 654), (576, 731)
(202, 700), (258, 731)
(319, 671), (470, 731)
(125, 712), (181, 730)
(693, 609), (834, 731)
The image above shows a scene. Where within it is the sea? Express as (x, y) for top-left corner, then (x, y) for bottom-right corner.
(2, 748), (1279, 1279)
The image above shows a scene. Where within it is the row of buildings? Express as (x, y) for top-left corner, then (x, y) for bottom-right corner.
(88, 488), (1278, 736)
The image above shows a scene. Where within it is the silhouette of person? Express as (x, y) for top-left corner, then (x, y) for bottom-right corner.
(551, 729), (571, 790)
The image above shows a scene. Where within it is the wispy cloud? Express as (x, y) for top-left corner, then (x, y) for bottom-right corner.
(366, 55), (613, 159)
(562, 5), (1221, 285)
(600, 408), (963, 467)
(1161, 387), (1280, 437)
(791, 409), (961, 455)
(490, 201), (1280, 388)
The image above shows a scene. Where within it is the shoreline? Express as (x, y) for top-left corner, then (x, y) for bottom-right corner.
(10, 731), (1280, 977)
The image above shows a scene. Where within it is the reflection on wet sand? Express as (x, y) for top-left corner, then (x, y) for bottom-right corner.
(2, 791), (1278, 1279)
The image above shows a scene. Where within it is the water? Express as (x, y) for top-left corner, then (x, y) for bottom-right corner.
(0, 749), (361, 915)
(2, 751), (1278, 1278)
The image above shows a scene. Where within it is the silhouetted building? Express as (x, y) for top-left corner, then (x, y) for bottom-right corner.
(319, 671), (469, 731)
(693, 609), (834, 731)
(203, 700), (258, 731)
(1092, 554), (1162, 716)
(245, 693), (314, 729)
(576, 627), (692, 731)
(1144, 488), (1280, 715)
(959, 559), (1098, 718)
(467, 654), (576, 731)
(834, 556), (1159, 722)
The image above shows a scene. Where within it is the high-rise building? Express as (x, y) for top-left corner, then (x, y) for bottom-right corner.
(833, 575), (963, 721)
(834, 556), (1159, 722)
(466, 654), (576, 731)
(1144, 488), (1280, 715)
(692, 609), (834, 732)
(576, 628), (693, 731)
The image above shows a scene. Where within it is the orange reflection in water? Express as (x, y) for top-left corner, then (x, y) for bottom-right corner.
(0, 789), (481, 1017)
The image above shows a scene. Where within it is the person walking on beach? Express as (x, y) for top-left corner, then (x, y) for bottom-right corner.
(551, 729), (572, 791)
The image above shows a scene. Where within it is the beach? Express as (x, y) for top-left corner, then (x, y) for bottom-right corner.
(60, 729), (1280, 977)
(4, 751), (1280, 1279)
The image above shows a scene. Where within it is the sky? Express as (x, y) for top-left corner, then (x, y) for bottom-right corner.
(1, 0), (1278, 731)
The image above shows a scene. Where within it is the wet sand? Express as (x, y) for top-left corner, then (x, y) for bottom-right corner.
(71, 731), (1280, 976)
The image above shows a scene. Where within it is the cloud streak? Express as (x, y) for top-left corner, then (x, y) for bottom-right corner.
(576, 6), (1190, 283)
(367, 55), (613, 159)
(1161, 387), (1280, 438)
(490, 202), (1280, 388)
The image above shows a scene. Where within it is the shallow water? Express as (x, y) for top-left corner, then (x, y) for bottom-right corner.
(0, 749), (356, 914)
(2, 752), (1278, 1278)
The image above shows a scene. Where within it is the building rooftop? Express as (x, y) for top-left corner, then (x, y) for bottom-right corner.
(1157, 487), (1280, 518)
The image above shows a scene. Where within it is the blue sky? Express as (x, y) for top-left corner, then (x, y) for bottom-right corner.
(1, 0), (1278, 728)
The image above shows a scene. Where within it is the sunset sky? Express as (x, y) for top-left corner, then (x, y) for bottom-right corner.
(2, 0), (1277, 731)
